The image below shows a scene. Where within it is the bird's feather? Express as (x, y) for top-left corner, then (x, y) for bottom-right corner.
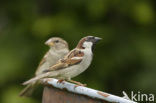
(45, 49), (84, 72)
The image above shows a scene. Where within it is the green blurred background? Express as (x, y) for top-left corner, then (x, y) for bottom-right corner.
(0, 0), (156, 103)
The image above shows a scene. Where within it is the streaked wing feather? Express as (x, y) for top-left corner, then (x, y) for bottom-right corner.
(48, 49), (84, 71)
(38, 57), (46, 67)
(35, 52), (48, 74)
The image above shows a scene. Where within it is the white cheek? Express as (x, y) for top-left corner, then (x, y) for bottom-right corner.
(83, 42), (93, 48)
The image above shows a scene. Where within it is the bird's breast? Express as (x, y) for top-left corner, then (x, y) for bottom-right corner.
(59, 48), (93, 79)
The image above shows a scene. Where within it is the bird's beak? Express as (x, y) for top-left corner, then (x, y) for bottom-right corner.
(48, 42), (54, 46)
(94, 37), (102, 43)
(45, 41), (54, 46)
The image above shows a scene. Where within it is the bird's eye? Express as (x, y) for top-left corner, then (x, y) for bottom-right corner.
(54, 40), (59, 43)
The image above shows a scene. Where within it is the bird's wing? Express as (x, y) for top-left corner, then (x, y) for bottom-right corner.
(35, 51), (48, 75)
(23, 49), (84, 85)
(45, 49), (84, 72)
(38, 57), (46, 67)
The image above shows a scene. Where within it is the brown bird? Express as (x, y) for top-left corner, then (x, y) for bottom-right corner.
(20, 37), (69, 97)
(23, 36), (102, 87)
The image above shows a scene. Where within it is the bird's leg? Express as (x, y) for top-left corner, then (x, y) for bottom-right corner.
(67, 79), (87, 86)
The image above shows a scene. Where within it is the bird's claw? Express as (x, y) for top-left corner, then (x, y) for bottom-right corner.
(76, 82), (87, 87)
(67, 80), (87, 87)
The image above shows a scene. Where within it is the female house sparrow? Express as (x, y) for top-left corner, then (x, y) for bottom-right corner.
(20, 37), (69, 96)
(23, 36), (102, 86)
(35, 37), (69, 75)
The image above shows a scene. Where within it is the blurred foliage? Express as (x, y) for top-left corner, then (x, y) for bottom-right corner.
(0, 0), (156, 103)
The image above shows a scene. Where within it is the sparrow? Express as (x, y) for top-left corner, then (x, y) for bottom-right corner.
(20, 37), (69, 97)
(35, 37), (69, 75)
(23, 36), (102, 87)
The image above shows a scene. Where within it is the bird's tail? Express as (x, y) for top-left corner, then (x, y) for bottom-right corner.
(23, 72), (58, 85)
(19, 84), (34, 97)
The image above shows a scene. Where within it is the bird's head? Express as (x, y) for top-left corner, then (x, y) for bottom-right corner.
(77, 36), (102, 50)
(45, 37), (68, 50)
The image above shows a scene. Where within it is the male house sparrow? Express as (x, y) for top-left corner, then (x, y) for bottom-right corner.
(20, 37), (69, 96)
(23, 36), (102, 86)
